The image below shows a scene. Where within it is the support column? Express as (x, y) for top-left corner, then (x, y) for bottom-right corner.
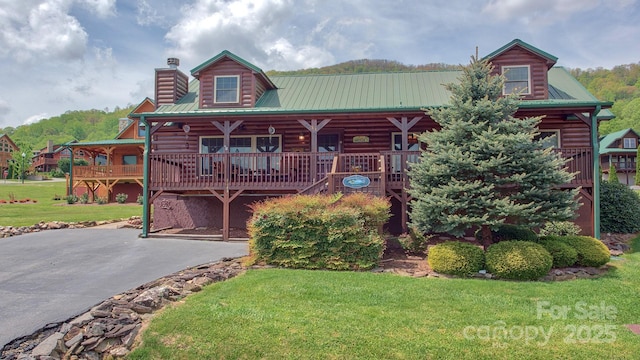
(592, 106), (602, 239)
(299, 118), (331, 181)
(141, 115), (151, 238)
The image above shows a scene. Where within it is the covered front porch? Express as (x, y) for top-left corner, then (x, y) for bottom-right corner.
(147, 147), (592, 240)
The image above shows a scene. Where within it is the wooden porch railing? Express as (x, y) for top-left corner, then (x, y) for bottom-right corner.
(141, 147), (592, 192)
(73, 164), (143, 178)
(554, 147), (592, 186)
(327, 153), (386, 195)
(149, 152), (337, 190)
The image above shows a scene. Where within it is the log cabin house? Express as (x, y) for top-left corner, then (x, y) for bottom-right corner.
(131, 39), (612, 240)
(31, 140), (92, 173)
(66, 98), (154, 202)
(599, 128), (640, 186)
(0, 133), (18, 177)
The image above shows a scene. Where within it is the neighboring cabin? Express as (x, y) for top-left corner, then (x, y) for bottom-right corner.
(66, 98), (153, 203)
(31, 140), (92, 173)
(0, 133), (18, 178)
(599, 128), (640, 185)
(123, 39), (611, 239)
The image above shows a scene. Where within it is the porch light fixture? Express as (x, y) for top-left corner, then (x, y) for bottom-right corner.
(298, 133), (305, 141)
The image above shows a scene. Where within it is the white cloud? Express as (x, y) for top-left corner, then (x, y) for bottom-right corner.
(77, 0), (116, 18)
(23, 113), (49, 125)
(0, 98), (9, 118)
(136, 0), (161, 26)
(481, 0), (636, 26)
(0, 0), (87, 62)
(164, 0), (338, 70)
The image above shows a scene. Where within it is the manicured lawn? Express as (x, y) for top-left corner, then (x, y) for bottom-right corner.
(0, 180), (142, 226)
(128, 238), (640, 359)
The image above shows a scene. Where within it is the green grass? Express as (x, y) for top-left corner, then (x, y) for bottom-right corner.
(128, 238), (640, 360)
(0, 180), (142, 226)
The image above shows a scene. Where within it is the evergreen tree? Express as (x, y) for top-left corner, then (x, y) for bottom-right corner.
(608, 164), (620, 183)
(408, 56), (578, 249)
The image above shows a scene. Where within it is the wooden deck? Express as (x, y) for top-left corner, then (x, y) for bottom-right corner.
(135, 148), (593, 193)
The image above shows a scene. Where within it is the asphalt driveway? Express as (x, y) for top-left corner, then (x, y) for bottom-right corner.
(0, 228), (248, 348)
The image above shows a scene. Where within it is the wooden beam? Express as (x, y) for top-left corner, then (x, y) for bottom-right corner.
(298, 118), (331, 152)
(387, 116), (422, 151)
(212, 120), (244, 153)
(149, 121), (167, 135)
(574, 113), (590, 126)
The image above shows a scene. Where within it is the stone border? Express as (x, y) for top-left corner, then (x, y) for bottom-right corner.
(1, 258), (246, 360)
(0, 217), (142, 238)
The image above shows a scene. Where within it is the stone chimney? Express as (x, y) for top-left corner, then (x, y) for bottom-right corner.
(155, 58), (189, 108)
(47, 140), (54, 153)
(118, 118), (132, 132)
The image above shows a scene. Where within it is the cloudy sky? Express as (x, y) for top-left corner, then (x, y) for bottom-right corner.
(0, 0), (639, 129)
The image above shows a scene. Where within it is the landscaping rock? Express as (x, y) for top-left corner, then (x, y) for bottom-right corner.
(30, 333), (64, 357)
(0, 217), (143, 240)
(1, 258), (246, 359)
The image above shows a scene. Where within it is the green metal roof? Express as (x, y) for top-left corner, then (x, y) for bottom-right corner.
(484, 38), (558, 64)
(69, 139), (144, 147)
(599, 128), (640, 154)
(146, 65), (610, 118)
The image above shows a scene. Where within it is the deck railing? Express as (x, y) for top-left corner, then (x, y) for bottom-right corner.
(149, 152), (337, 190)
(328, 153), (386, 195)
(77, 148), (591, 191)
(554, 147), (592, 186)
(73, 164), (143, 179)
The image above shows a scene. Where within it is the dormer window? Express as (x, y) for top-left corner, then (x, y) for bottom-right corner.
(503, 65), (530, 95)
(214, 75), (239, 103)
(623, 138), (637, 149)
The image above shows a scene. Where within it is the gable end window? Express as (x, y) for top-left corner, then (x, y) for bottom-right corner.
(503, 65), (530, 95)
(214, 75), (240, 103)
(623, 138), (637, 149)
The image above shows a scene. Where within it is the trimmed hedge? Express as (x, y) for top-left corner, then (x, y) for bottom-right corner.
(539, 239), (578, 268)
(427, 241), (485, 276)
(485, 241), (553, 280)
(248, 193), (390, 270)
(542, 235), (610, 267)
(600, 181), (640, 233)
(475, 224), (538, 243)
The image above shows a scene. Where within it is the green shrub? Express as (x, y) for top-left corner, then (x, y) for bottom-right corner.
(538, 221), (582, 237)
(248, 193), (390, 270)
(607, 164), (619, 183)
(600, 181), (640, 233)
(398, 227), (431, 256)
(49, 168), (65, 178)
(485, 241), (552, 280)
(115, 193), (128, 204)
(542, 235), (610, 267)
(539, 239), (578, 268)
(79, 193), (89, 204)
(136, 194), (143, 205)
(475, 224), (538, 243)
(427, 241), (485, 276)
(96, 197), (108, 205)
(65, 195), (78, 204)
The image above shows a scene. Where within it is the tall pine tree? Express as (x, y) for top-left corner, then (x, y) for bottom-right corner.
(408, 56), (578, 249)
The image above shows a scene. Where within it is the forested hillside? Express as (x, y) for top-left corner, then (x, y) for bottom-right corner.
(570, 63), (640, 135)
(266, 59), (461, 76)
(2, 59), (639, 153)
(1, 106), (135, 151)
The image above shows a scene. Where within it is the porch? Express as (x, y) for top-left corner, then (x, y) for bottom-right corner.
(147, 147), (592, 193)
(69, 164), (143, 202)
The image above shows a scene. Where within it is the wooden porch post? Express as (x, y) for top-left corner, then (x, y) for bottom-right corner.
(298, 119), (331, 181)
(387, 116), (422, 233)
